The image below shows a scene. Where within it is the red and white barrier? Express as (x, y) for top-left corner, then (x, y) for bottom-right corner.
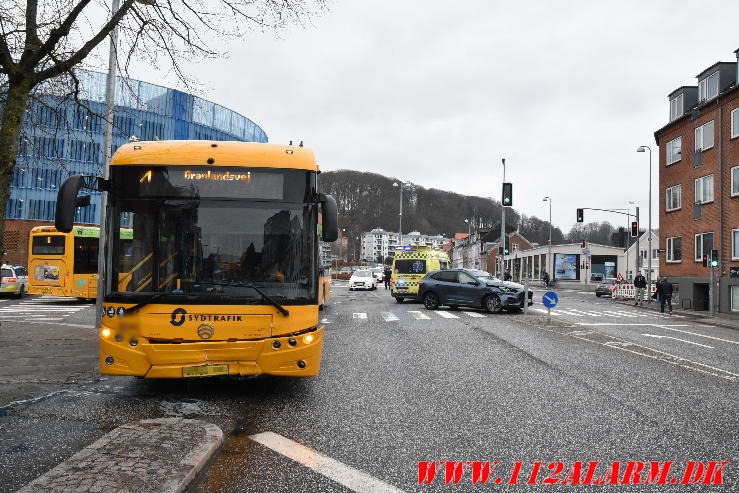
(612, 283), (656, 300)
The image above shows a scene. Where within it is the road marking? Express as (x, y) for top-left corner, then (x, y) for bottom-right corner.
(567, 309), (602, 317)
(435, 311), (460, 319)
(352, 313), (367, 319)
(652, 325), (739, 346)
(642, 333), (714, 349)
(408, 310), (431, 320)
(531, 308), (562, 316)
(249, 432), (404, 493)
(463, 311), (487, 318)
(380, 312), (399, 322)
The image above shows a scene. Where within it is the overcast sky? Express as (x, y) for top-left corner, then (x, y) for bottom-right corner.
(122, 0), (739, 234)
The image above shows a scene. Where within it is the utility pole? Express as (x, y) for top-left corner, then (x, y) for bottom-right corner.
(499, 158), (506, 278)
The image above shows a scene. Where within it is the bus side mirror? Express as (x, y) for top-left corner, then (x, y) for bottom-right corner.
(319, 193), (338, 242)
(55, 175), (85, 233)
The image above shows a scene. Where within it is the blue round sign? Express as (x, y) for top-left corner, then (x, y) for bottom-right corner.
(542, 291), (559, 308)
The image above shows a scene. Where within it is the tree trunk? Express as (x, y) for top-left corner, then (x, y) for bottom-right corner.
(0, 78), (34, 258)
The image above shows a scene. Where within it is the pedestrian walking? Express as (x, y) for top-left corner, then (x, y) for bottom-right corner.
(383, 265), (392, 290)
(504, 270), (512, 281)
(633, 270), (647, 306)
(656, 276), (673, 314)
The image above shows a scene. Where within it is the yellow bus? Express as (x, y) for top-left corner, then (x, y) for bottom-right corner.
(27, 225), (133, 299)
(55, 141), (338, 378)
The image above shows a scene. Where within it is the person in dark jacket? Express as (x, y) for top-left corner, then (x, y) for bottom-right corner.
(656, 276), (673, 314)
(383, 265), (392, 290)
(504, 270), (512, 281)
(633, 271), (647, 306)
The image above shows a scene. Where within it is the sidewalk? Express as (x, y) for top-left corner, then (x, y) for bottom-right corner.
(612, 296), (739, 331)
(17, 418), (223, 493)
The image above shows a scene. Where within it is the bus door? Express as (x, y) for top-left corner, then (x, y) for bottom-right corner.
(70, 233), (99, 299)
(29, 234), (68, 296)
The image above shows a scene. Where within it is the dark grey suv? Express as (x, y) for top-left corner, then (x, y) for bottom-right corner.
(418, 268), (533, 313)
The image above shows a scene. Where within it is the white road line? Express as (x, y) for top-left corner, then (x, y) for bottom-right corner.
(653, 325), (739, 346)
(555, 310), (584, 317)
(642, 333), (714, 349)
(602, 311), (637, 318)
(408, 310), (431, 320)
(567, 309), (602, 317)
(463, 311), (487, 318)
(381, 312), (399, 322)
(531, 308), (562, 316)
(250, 432), (404, 493)
(435, 311), (460, 319)
(352, 313), (367, 319)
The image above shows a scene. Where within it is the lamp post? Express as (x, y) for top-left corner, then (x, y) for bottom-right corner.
(637, 146), (653, 290)
(626, 201), (634, 279)
(393, 181), (405, 246)
(499, 158), (506, 278)
(543, 197), (552, 280)
(464, 218), (471, 236)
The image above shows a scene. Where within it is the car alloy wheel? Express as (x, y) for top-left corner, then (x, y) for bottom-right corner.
(484, 294), (502, 313)
(423, 292), (439, 310)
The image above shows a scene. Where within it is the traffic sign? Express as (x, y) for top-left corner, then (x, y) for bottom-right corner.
(542, 291), (559, 308)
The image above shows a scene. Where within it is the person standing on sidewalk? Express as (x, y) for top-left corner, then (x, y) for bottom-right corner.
(383, 265), (392, 290)
(633, 271), (647, 306)
(656, 276), (674, 314)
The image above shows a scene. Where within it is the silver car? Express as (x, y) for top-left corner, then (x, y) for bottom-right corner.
(1, 264), (29, 298)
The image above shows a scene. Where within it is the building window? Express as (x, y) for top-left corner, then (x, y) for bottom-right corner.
(732, 108), (739, 139)
(694, 232), (714, 261)
(666, 137), (681, 165)
(666, 237), (681, 263)
(695, 121), (714, 151)
(695, 175), (714, 204)
(698, 71), (719, 102)
(666, 185), (681, 211)
(732, 167), (739, 197)
(670, 94), (684, 122)
(731, 286), (739, 312)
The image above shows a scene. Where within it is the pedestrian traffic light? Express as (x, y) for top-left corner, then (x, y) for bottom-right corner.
(702, 254), (708, 267)
(504, 236), (510, 255)
(630, 221), (638, 237)
(502, 182), (513, 207)
(576, 208), (584, 222)
(711, 249), (719, 267)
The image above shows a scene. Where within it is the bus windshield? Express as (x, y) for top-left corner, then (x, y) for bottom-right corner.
(106, 166), (318, 304)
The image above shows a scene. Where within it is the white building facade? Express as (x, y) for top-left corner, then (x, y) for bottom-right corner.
(360, 229), (448, 263)
(621, 231), (660, 281)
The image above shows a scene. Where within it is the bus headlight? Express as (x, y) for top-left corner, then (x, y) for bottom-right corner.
(303, 334), (314, 345)
(101, 328), (112, 338)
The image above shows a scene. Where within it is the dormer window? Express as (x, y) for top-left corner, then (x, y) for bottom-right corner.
(670, 94), (684, 121)
(698, 71), (719, 102)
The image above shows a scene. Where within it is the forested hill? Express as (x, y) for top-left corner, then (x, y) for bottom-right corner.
(319, 169), (566, 245)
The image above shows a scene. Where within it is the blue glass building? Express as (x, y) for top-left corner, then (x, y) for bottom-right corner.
(3, 70), (267, 265)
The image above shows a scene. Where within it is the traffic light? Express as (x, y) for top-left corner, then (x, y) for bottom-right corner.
(630, 221), (638, 237)
(581, 240), (586, 249)
(702, 254), (708, 267)
(711, 249), (719, 267)
(502, 183), (513, 207)
(576, 208), (584, 222)
(504, 236), (510, 255)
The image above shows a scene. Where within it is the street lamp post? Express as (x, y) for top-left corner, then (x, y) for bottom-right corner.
(500, 158), (506, 278)
(637, 146), (653, 291)
(543, 197), (552, 280)
(393, 181), (404, 246)
(464, 218), (471, 236)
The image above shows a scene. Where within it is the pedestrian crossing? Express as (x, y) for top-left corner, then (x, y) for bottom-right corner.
(324, 306), (686, 323)
(530, 307), (683, 319)
(0, 296), (92, 321)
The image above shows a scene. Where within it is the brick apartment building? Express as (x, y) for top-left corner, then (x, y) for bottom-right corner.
(654, 48), (739, 313)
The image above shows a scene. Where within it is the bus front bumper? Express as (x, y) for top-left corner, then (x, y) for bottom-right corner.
(99, 326), (324, 378)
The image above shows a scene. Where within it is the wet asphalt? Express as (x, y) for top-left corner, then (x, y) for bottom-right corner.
(1, 287), (738, 492)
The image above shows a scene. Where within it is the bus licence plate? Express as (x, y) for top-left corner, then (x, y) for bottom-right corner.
(182, 364), (229, 377)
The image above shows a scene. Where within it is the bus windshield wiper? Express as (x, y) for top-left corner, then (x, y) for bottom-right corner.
(197, 281), (290, 316)
(240, 283), (290, 316)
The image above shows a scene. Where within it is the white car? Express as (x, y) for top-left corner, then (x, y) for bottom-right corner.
(1, 264), (29, 298)
(370, 267), (385, 284)
(349, 270), (377, 291)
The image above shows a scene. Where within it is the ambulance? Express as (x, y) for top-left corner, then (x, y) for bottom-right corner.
(390, 245), (450, 302)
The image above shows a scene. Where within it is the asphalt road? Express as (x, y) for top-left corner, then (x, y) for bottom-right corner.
(1, 287), (737, 492)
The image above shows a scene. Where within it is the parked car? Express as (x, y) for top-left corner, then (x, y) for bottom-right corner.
(595, 278), (618, 297)
(418, 268), (532, 313)
(348, 269), (377, 290)
(369, 267), (384, 284)
(1, 264), (29, 298)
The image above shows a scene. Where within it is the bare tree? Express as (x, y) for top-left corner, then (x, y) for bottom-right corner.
(0, 0), (325, 249)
